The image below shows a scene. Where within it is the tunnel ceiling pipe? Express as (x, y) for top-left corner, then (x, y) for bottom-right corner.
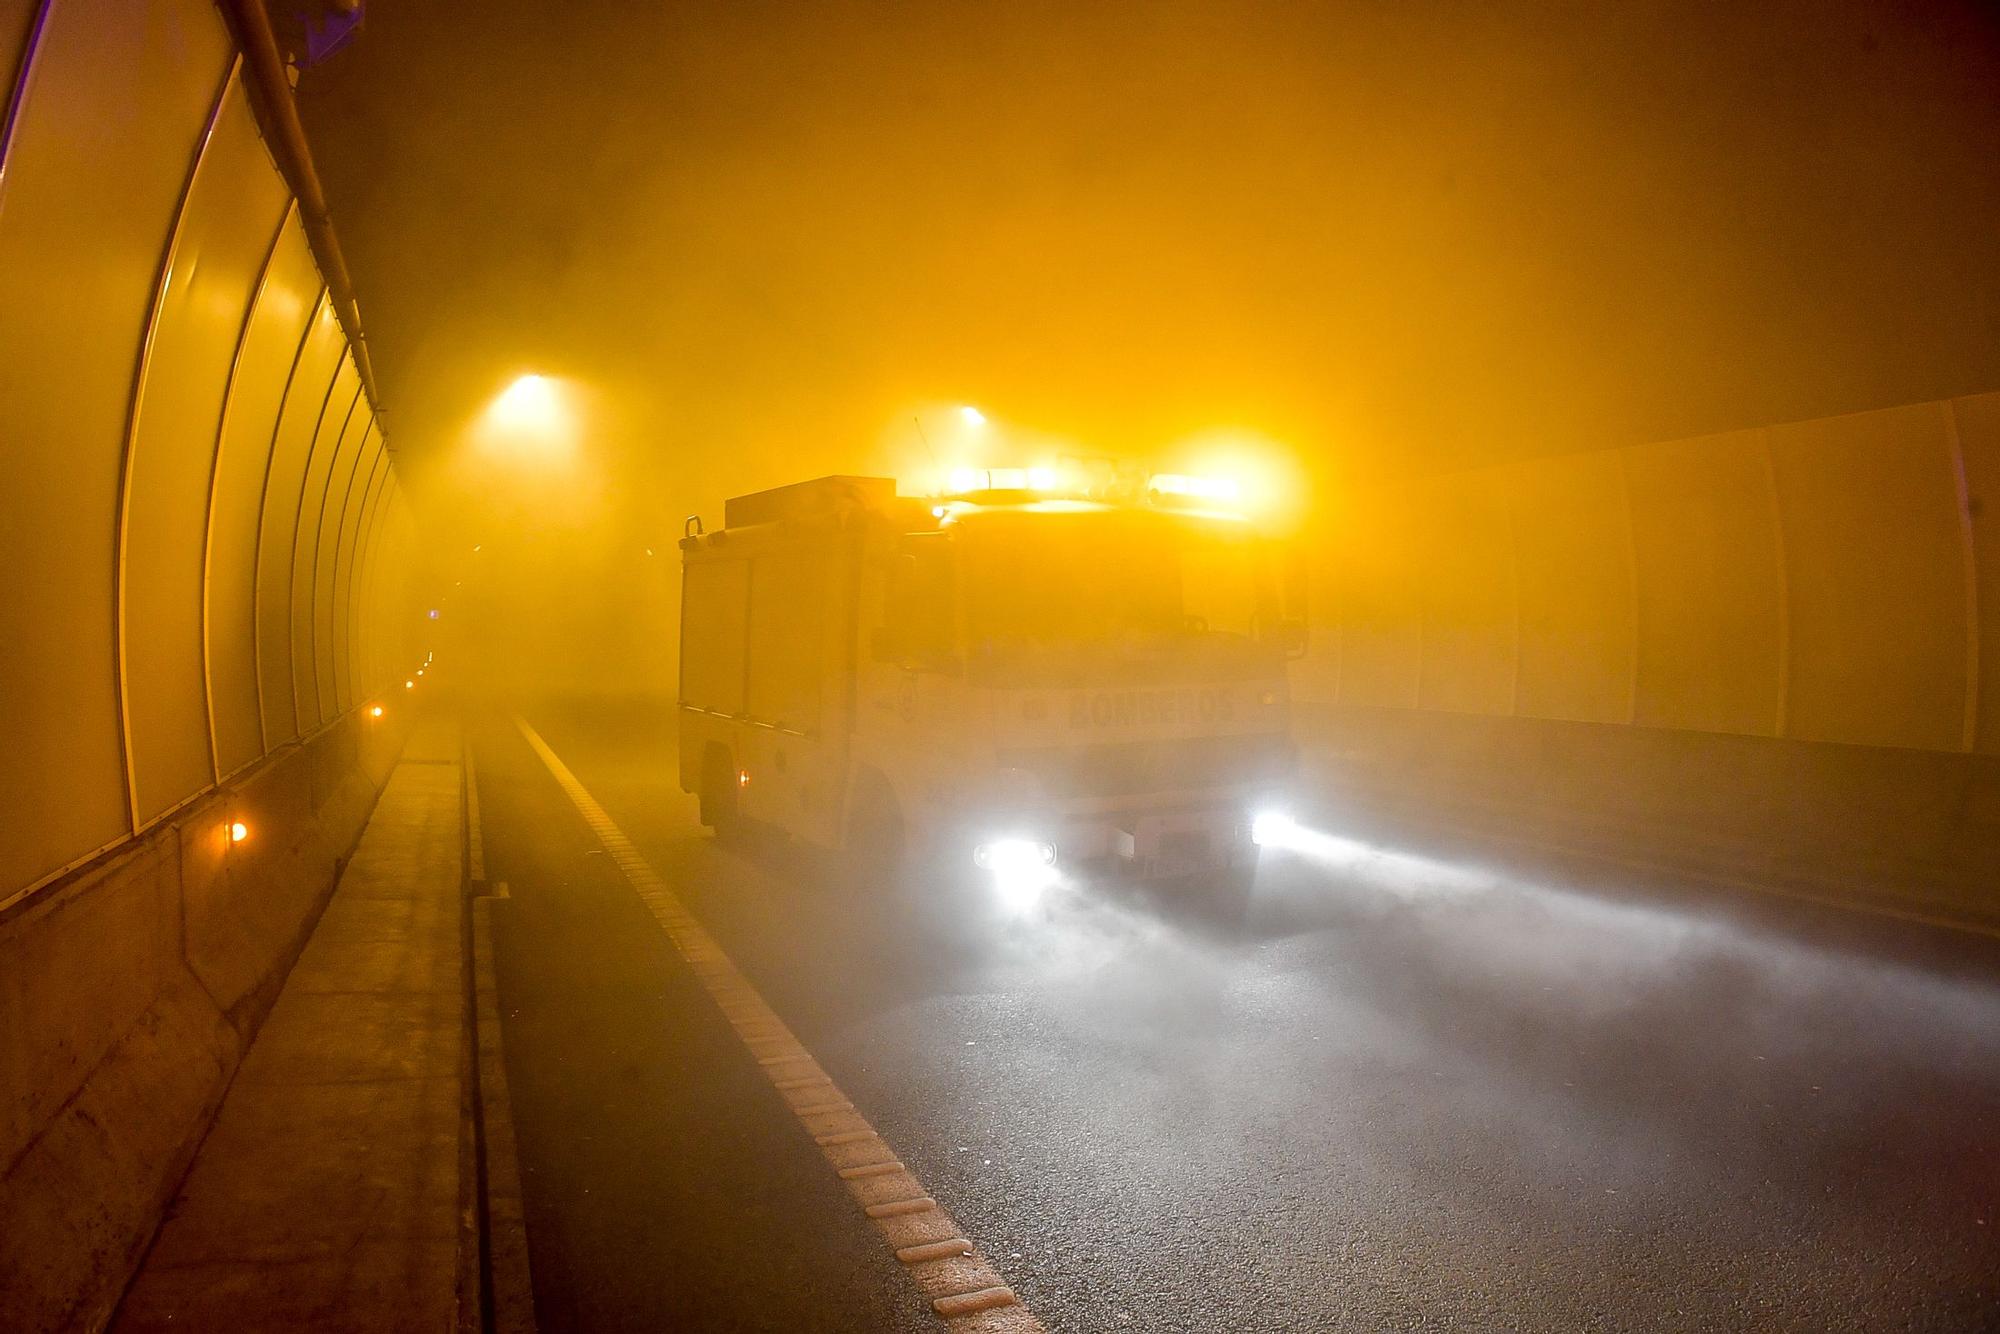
(218, 0), (383, 421)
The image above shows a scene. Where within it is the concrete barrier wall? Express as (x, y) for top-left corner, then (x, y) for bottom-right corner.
(1297, 703), (2000, 928)
(1294, 394), (2000, 921)
(0, 706), (414, 1332)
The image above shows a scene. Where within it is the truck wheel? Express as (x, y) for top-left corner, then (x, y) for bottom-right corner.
(699, 747), (743, 841)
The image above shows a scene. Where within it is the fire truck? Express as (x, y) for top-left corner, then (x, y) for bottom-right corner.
(676, 469), (1304, 909)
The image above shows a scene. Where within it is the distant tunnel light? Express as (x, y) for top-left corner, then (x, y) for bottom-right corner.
(370, 705), (384, 718)
(227, 821), (250, 845)
(405, 679), (415, 689)
(959, 405), (986, 427)
(738, 770), (752, 788)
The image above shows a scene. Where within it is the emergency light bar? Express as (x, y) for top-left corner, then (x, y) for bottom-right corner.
(1147, 473), (1241, 503)
(933, 463), (1246, 513)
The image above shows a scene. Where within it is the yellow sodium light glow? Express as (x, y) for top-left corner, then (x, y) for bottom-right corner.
(228, 821), (250, 844)
(405, 679), (415, 689)
(490, 374), (561, 432)
(370, 705), (384, 718)
(959, 405), (986, 427)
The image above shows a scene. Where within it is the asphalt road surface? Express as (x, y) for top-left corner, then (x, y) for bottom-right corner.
(469, 697), (2000, 1332)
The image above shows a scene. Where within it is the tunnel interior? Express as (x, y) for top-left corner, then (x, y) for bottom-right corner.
(2, 2), (1998, 1332)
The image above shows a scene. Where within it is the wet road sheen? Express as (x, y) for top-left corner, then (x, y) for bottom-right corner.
(474, 698), (2000, 1333)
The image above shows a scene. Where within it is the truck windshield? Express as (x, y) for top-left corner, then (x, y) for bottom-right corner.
(959, 510), (1276, 679)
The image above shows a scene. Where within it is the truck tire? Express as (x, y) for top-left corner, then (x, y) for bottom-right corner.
(699, 747), (743, 841)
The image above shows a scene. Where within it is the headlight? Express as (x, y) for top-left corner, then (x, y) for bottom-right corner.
(973, 836), (1058, 911)
(1250, 809), (1297, 847)
(973, 837), (1057, 872)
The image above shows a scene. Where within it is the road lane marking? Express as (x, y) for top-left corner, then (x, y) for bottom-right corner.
(465, 747), (487, 884)
(513, 717), (1043, 1332)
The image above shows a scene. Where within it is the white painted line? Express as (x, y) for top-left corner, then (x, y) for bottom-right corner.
(464, 746), (487, 885)
(512, 717), (1044, 1332)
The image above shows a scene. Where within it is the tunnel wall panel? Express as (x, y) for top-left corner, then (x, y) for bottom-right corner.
(1626, 429), (1785, 736)
(1769, 403), (1971, 751)
(123, 69), (293, 827)
(207, 211), (317, 778)
(1952, 392), (2000, 757)
(1415, 471), (1515, 714)
(319, 418), (375, 718)
(1302, 393), (1990, 756)
(347, 458), (391, 702)
(1332, 483), (1423, 708)
(289, 360), (361, 731)
(0, 0), (232, 893)
(334, 435), (386, 712)
(1509, 451), (1637, 724)
(254, 305), (344, 746)
(311, 404), (371, 725)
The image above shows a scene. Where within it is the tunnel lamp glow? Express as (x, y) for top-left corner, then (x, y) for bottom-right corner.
(491, 374), (562, 432)
(370, 705), (384, 719)
(405, 679), (414, 690)
(227, 821), (250, 845)
(959, 405), (986, 427)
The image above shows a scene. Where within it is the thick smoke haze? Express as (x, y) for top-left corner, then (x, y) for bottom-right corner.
(300, 1), (2000, 692)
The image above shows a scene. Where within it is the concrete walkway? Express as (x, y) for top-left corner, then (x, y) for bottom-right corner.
(115, 718), (467, 1333)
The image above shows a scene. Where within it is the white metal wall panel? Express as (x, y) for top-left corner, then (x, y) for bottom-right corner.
(310, 401), (371, 725)
(288, 358), (360, 730)
(122, 70), (291, 825)
(0, 0), (232, 890)
(207, 210), (318, 777)
(254, 306), (343, 746)
(330, 425), (382, 712)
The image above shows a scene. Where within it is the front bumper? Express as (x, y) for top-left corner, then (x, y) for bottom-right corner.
(1051, 800), (1260, 879)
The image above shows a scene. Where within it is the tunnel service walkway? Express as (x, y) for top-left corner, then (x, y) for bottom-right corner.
(112, 718), (469, 1333)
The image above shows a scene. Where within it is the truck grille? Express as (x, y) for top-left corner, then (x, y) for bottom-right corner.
(997, 733), (1292, 800)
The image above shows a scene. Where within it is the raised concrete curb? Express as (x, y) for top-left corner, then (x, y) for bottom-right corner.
(464, 735), (539, 1334)
(471, 889), (538, 1333)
